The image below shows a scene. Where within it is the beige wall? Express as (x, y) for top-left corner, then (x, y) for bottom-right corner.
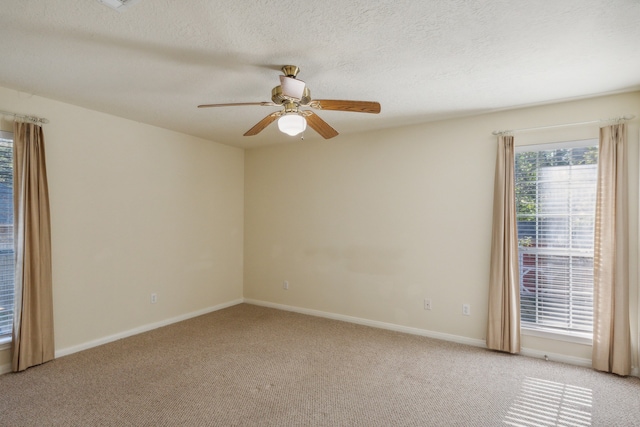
(1, 87), (638, 373)
(0, 86), (244, 366)
(244, 92), (640, 366)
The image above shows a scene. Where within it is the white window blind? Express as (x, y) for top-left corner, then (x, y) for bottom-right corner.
(515, 140), (598, 338)
(0, 131), (13, 339)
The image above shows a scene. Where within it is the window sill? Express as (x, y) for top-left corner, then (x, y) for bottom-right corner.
(522, 327), (593, 345)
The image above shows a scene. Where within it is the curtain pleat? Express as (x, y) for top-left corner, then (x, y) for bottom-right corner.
(486, 135), (521, 354)
(11, 121), (54, 372)
(592, 123), (630, 376)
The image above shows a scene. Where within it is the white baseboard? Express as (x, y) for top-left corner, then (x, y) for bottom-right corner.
(55, 298), (243, 359)
(519, 346), (591, 368)
(0, 362), (11, 375)
(243, 298), (487, 348)
(243, 298), (605, 373)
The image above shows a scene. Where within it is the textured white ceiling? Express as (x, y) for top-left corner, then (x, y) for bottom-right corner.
(0, 0), (638, 147)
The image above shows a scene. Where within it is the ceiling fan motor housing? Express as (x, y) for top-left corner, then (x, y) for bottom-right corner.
(299, 87), (311, 105)
(271, 86), (311, 105)
(271, 86), (286, 104)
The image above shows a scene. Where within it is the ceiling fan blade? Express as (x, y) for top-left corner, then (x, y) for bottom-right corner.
(244, 112), (281, 136)
(198, 102), (277, 108)
(304, 111), (339, 139)
(309, 100), (381, 114)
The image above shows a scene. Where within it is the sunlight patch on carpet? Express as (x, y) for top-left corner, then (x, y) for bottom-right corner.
(503, 376), (592, 427)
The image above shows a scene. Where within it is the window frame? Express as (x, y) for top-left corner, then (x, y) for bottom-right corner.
(515, 138), (598, 344)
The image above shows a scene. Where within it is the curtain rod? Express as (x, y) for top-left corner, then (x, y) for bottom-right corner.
(492, 115), (635, 136)
(0, 109), (49, 125)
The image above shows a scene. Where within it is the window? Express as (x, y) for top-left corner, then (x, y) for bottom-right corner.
(515, 139), (598, 340)
(0, 130), (13, 342)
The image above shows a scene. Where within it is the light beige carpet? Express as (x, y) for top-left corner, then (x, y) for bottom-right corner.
(0, 304), (639, 426)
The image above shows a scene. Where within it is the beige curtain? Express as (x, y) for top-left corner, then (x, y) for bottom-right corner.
(486, 135), (521, 354)
(11, 121), (54, 372)
(592, 123), (630, 376)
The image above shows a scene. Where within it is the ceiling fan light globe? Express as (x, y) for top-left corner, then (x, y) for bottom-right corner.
(278, 114), (307, 136)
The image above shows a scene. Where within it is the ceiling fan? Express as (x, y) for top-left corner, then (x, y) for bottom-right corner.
(198, 65), (381, 139)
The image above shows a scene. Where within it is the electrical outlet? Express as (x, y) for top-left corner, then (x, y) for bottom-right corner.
(462, 304), (470, 316)
(424, 298), (432, 310)
(283, 281), (289, 290)
(151, 293), (157, 304)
